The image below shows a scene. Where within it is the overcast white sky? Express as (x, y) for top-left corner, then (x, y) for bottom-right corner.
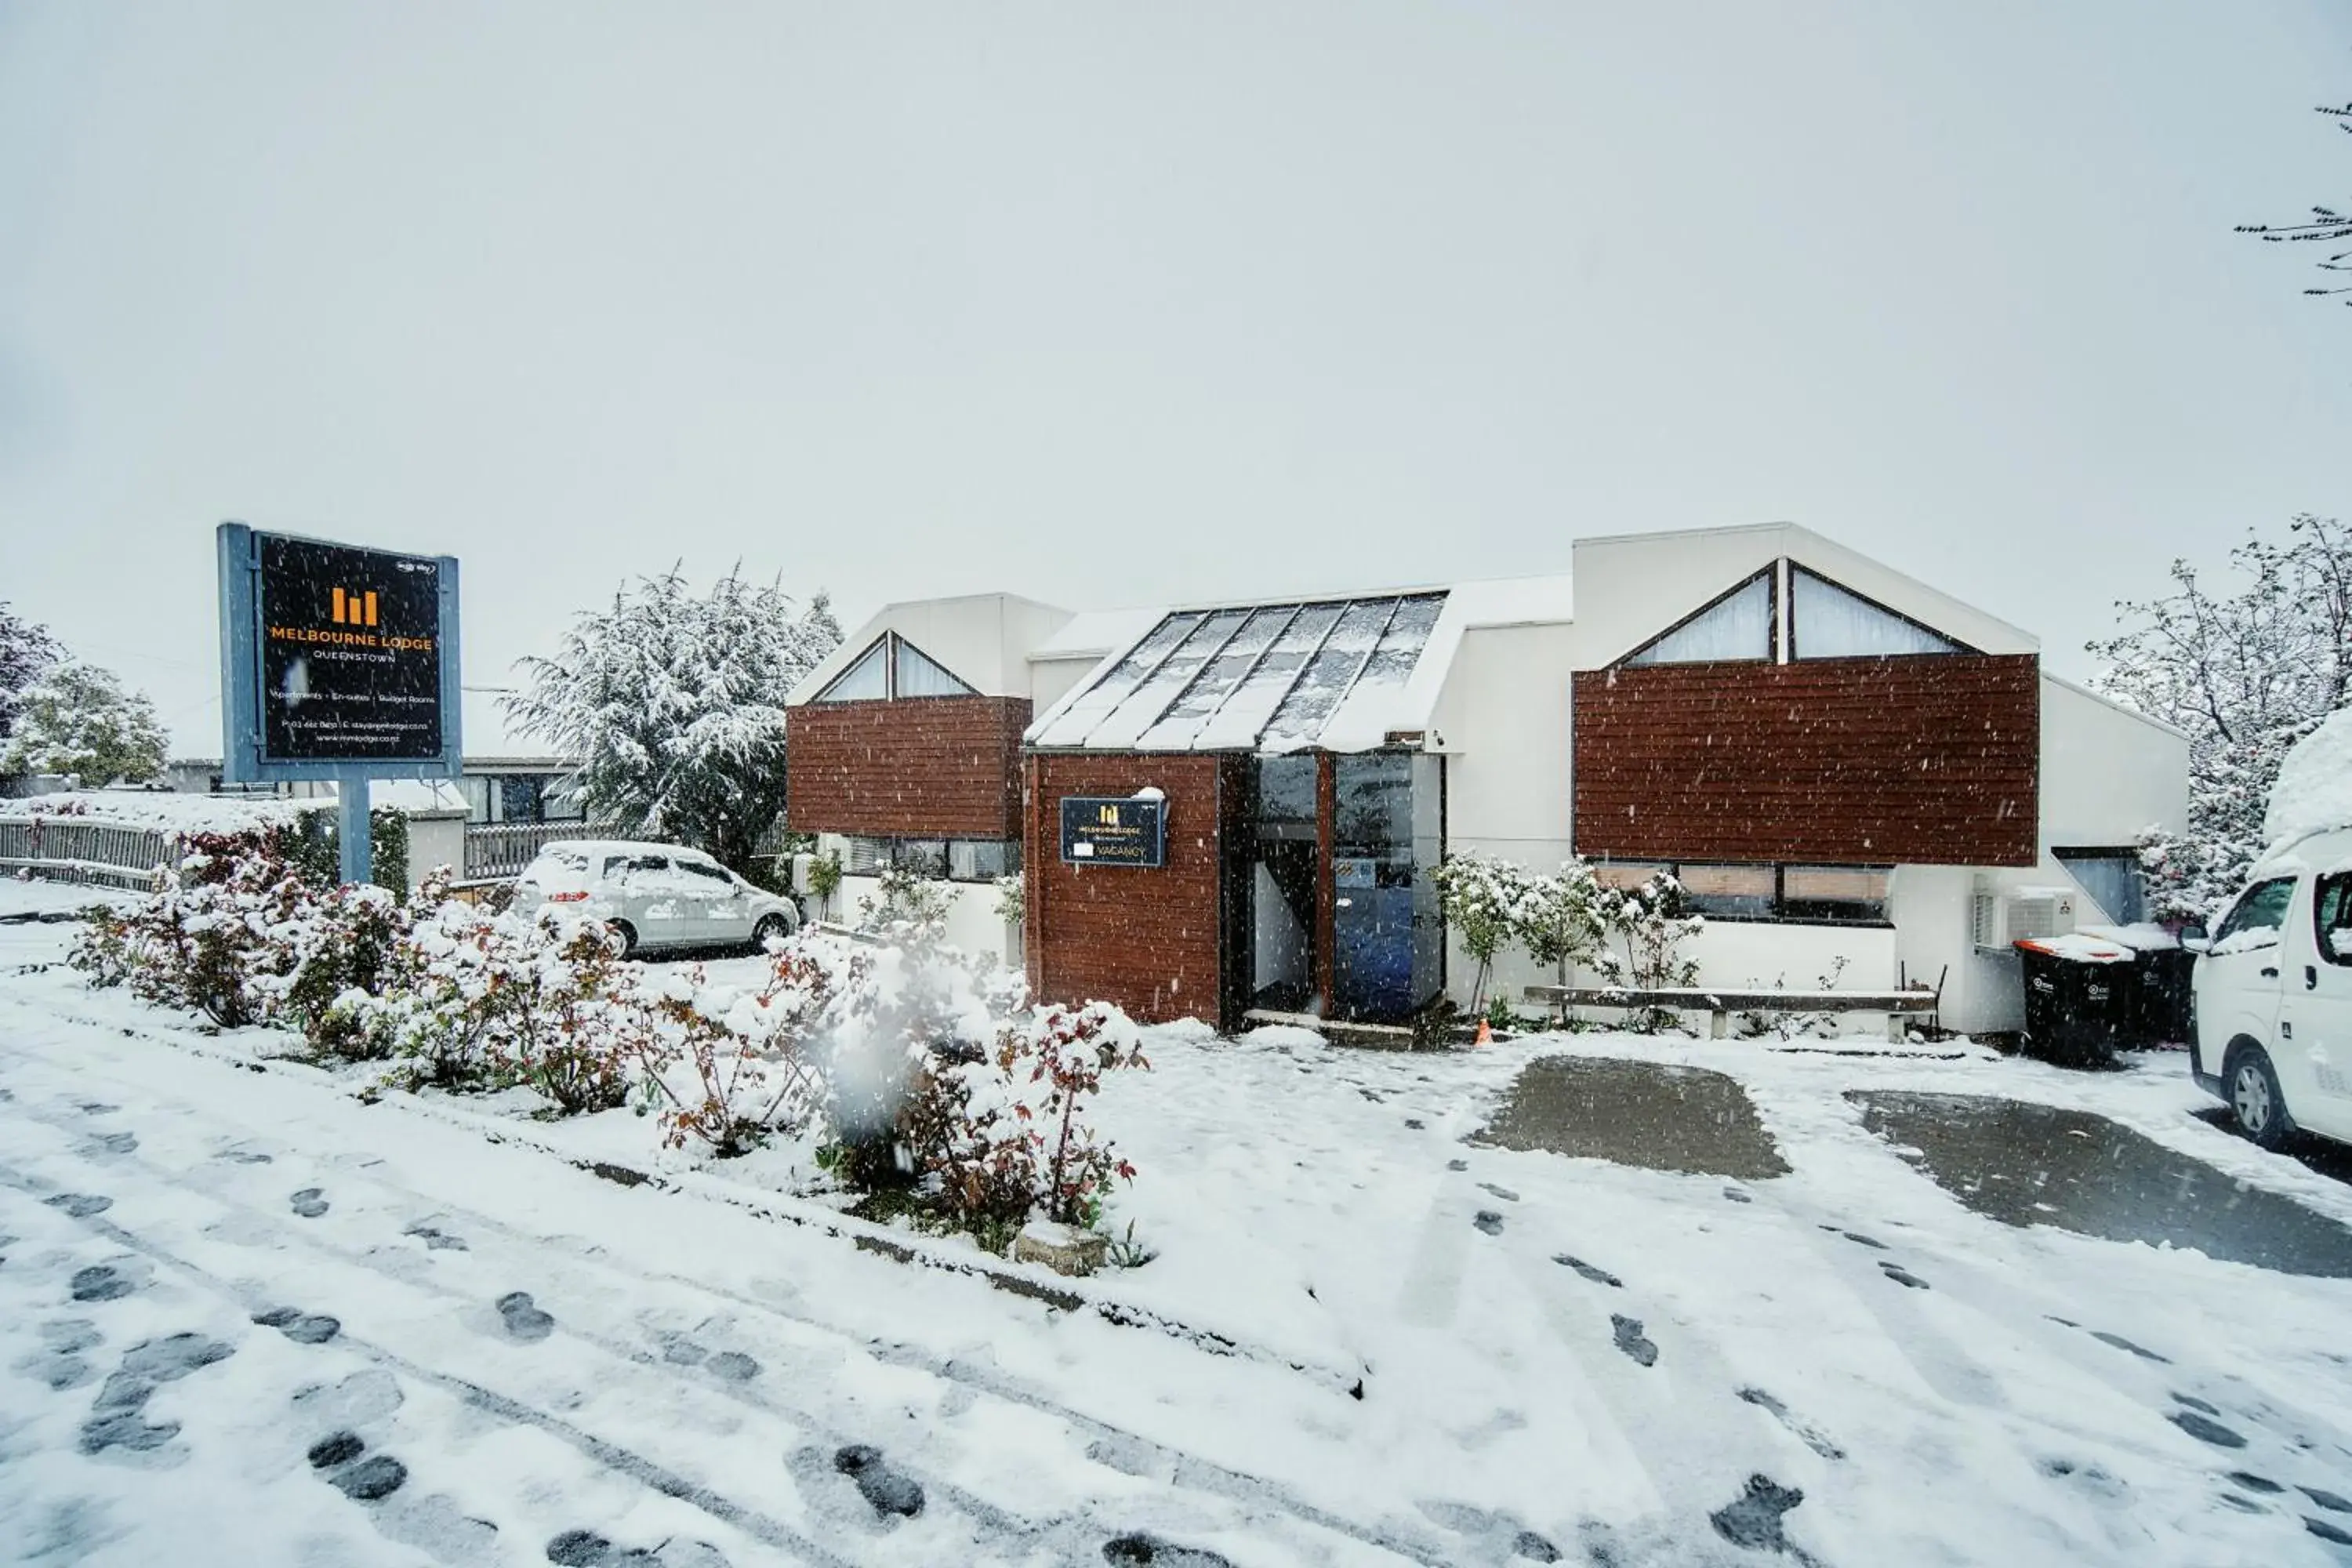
(2, 2), (2347, 754)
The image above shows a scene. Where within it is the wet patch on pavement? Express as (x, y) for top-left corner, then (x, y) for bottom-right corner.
(1850, 1091), (2352, 1279)
(1478, 1057), (1791, 1180)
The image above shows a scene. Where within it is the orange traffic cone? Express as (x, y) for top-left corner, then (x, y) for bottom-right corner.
(1473, 1018), (1493, 1047)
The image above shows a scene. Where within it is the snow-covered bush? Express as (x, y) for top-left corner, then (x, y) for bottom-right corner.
(857, 862), (954, 946)
(1511, 859), (1606, 988)
(1595, 872), (1704, 1032)
(915, 1001), (1148, 1237)
(71, 833), (318, 1029)
(366, 902), (641, 1108)
(633, 943), (841, 1156)
(993, 873), (1025, 926)
(1432, 852), (1526, 1012)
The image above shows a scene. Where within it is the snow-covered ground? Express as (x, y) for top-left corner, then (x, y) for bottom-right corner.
(6, 886), (2352, 1566)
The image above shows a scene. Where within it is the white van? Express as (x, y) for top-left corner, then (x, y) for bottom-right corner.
(2191, 825), (2352, 1148)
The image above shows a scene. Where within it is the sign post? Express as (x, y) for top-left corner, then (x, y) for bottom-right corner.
(216, 522), (462, 885)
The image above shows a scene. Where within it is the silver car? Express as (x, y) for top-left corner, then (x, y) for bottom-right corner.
(512, 839), (801, 957)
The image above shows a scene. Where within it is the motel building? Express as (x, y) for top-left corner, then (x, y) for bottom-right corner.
(782, 522), (2188, 1038)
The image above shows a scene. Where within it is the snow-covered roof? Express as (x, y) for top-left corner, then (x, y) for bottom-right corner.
(1028, 608), (1165, 663)
(1028, 591), (1456, 754)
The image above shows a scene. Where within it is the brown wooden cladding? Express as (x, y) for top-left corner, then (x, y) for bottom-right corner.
(786, 697), (1030, 840)
(1025, 753), (1225, 1026)
(1572, 654), (2039, 867)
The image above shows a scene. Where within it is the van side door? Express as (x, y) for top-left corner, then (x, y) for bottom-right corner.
(2196, 874), (2298, 1095)
(2292, 872), (2352, 1143)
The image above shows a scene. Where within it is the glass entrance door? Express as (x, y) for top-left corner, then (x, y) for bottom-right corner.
(1332, 752), (1443, 1022)
(1245, 755), (1320, 1014)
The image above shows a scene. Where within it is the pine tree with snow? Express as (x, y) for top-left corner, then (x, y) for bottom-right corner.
(2089, 514), (2352, 920)
(503, 566), (841, 877)
(0, 600), (63, 746)
(1, 659), (168, 786)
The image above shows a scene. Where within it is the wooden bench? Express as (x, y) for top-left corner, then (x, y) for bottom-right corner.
(1523, 984), (1940, 1042)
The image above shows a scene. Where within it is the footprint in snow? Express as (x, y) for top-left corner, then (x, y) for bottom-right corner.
(1446, 1159), (1469, 1172)
(1554, 1254), (1621, 1288)
(20, 1319), (103, 1392)
(1102, 1534), (1233, 1567)
(78, 1332), (234, 1456)
(253, 1305), (342, 1345)
(1737, 1388), (1845, 1461)
(1710, 1474), (1806, 1555)
(547, 1529), (724, 1566)
(71, 1264), (137, 1302)
(2303, 1486), (2352, 1514)
(309, 1431), (366, 1469)
(1403, 1118), (1425, 1130)
(833, 1444), (924, 1519)
(289, 1189), (329, 1219)
(2310, 1518), (2352, 1547)
(403, 1224), (467, 1252)
(329, 1454), (409, 1501)
(1722, 1188), (1752, 1203)
(45, 1192), (113, 1218)
(78, 1102), (119, 1116)
(2169, 1410), (2247, 1449)
(1838, 1231), (1887, 1250)
(2089, 1330), (2169, 1363)
(82, 1131), (137, 1157)
(1473, 1211), (1504, 1236)
(2173, 1392), (2222, 1415)
(2227, 1472), (2285, 1495)
(497, 1291), (555, 1342)
(706, 1351), (760, 1384)
(1478, 1182), (1519, 1203)
(1878, 1261), (1929, 1290)
(1610, 1315), (1658, 1367)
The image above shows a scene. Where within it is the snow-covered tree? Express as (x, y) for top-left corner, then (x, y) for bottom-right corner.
(0, 601), (63, 746)
(503, 566), (840, 877)
(1, 659), (168, 786)
(2089, 514), (2352, 919)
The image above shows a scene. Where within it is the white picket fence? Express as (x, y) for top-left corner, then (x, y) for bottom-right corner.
(0, 815), (177, 891)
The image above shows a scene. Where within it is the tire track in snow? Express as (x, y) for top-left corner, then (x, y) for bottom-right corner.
(0, 1029), (1459, 1567)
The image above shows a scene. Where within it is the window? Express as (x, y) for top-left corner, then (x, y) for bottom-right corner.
(949, 840), (1014, 880)
(1594, 860), (1890, 924)
(1624, 572), (1773, 666)
(2314, 875), (2352, 967)
(675, 860), (737, 888)
(842, 836), (1017, 882)
(2053, 848), (2146, 924)
(813, 634), (975, 702)
(894, 639), (975, 698)
(1675, 863), (1777, 919)
(1789, 567), (1964, 659)
(2213, 877), (2297, 952)
(499, 776), (543, 824)
(1781, 865), (1891, 923)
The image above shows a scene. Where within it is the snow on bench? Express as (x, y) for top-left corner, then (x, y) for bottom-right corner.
(1522, 984), (1939, 1042)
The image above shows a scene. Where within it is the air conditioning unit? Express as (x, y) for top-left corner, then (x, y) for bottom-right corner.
(1971, 884), (2078, 952)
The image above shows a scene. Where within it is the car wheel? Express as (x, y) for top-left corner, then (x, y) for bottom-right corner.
(2228, 1046), (2291, 1149)
(608, 920), (639, 960)
(752, 913), (790, 952)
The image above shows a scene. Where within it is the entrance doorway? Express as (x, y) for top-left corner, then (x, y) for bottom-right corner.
(1224, 750), (1443, 1028)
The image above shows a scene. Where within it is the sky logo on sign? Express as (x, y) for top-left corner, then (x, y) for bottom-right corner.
(330, 587), (379, 627)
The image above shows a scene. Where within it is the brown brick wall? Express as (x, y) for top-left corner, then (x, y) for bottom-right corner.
(1025, 753), (1226, 1025)
(1572, 654), (2039, 867)
(786, 697), (1029, 840)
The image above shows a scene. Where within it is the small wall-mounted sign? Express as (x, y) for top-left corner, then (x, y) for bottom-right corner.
(1060, 795), (1167, 869)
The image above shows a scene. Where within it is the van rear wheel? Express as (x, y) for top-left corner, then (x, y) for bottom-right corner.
(752, 914), (790, 952)
(2229, 1047), (2291, 1150)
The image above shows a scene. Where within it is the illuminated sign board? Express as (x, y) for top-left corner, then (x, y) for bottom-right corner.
(1058, 796), (1167, 869)
(217, 522), (461, 782)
